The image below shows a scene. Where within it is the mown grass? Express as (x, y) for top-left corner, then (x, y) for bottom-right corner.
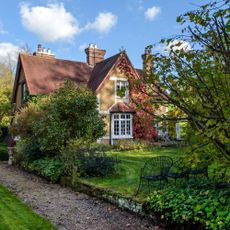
(0, 184), (56, 230)
(0, 141), (8, 161)
(80, 147), (186, 197)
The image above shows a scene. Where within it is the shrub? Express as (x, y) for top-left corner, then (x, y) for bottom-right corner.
(61, 141), (117, 178)
(77, 150), (117, 177)
(27, 157), (64, 183)
(36, 81), (105, 153)
(14, 138), (43, 163)
(10, 97), (47, 139)
(145, 185), (230, 229)
(0, 141), (8, 161)
(115, 139), (149, 151)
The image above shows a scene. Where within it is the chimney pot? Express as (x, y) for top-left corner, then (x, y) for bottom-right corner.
(37, 44), (42, 52)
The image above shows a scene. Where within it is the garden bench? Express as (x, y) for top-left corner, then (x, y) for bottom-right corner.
(168, 157), (208, 182)
(185, 167), (208, 179)
(167, 158), (189, 182)
(135, 156), (173, 195)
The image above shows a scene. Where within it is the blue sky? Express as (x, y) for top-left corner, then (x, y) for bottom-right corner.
(0, 0), (208, 69)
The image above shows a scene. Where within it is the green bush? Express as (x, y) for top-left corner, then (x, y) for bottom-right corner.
(61, 141), (117, 178)
(145, 186), (230, 229)
(0, 141), (8, 161)
(77, 151), (117, 177)
(36, 81), (105, 153)
(27, 157), (64, 183)
(15, 138), (43, 163)
(115, 139), (149, 151)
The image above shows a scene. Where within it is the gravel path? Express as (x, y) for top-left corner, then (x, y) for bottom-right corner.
(0, 162), (163, 230)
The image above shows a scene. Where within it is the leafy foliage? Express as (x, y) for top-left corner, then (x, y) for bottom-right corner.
(139, 0), (230, 160)
(145, 185), (230, 229)
(115, 139), (150, 151)
(61, 141), (117, 178)
(26, 157), (64, 183)
(15, 138), (43, 163)
(0, 64), (13, 133)
(130, 78), (159, 141)
(10, 97), (48, 139)
(35, 81), (105, 153)
(0, 141), (8, 161)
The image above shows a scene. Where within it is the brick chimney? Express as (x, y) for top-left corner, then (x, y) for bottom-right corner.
(85, 44), (106, 67)
(33, 44), (55, 59)
(142, 47), (153, 74)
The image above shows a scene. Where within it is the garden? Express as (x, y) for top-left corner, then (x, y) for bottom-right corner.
(0, 0), (229, 229)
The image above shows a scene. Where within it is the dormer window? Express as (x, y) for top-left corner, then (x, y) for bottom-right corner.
(116, 80), (129, 98)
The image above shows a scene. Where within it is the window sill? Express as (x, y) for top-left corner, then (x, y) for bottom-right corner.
(112, 135), (133, 139)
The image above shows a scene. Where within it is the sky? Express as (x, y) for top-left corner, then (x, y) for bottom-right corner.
(0, 0), (209, 69)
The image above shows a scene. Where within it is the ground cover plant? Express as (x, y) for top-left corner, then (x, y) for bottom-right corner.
(145, 181), (230, 230)
(0, 184), (56, 230)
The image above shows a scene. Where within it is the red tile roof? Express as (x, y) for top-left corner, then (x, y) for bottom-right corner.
(12, 52), (143, 103)
(110, 102), (135, 113)
(12, 54), (92, 101)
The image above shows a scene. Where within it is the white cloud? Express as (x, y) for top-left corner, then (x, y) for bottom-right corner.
(145, 6), (161, 21)
(20, 3), (80, 42)
(165, 40), (191, 52)
(79, 43), (88, 51)
(85, 12), (117, 34)
(0, 43), (20, 66)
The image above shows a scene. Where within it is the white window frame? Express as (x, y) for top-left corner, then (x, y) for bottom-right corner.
(111, 113), (133, 139)
(115, 80), (129, 99)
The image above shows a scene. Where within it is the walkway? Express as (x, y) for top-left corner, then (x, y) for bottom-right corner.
(0, 162), (163, 230)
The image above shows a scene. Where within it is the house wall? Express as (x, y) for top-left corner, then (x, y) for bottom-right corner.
(98, 68), (129, 139)
(15, 69), (26, 110)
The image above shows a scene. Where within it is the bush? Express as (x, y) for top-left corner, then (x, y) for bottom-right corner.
(36, 81), (105, 153)
(115, 139), (150, 151)
(15, 138), (43, 163)
(145, 185), (230, 229)
(77, 150), (117, 177)
(10, 97), (47, 139)
(0, 141), (8, 161)
(61, 141), (117, 178)
(27, 157), (64, 183)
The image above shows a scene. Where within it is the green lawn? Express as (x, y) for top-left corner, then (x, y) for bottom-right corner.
(79, 147), (186, 197)
(0, 141), (8, 161)
(0, 184), (56, 230)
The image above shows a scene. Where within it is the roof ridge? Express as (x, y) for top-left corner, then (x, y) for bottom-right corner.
(20, 53), (88, 65)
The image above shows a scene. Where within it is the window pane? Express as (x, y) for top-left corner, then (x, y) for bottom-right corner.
(114, 114), (119, 119)
(126, 114), (130, 119)
(126, 120), (131, 135)
(121, 114), (125, 119)
(121, 120), (126, 135)
(116, 80), (128, 98)
(114, 120), (119, 135)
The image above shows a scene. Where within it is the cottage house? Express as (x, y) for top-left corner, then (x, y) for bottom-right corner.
(12, 44), (167, 144)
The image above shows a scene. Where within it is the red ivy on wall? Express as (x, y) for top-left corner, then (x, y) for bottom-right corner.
(130, 79), (158, 142)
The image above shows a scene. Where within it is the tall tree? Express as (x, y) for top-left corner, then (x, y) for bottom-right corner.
(139, 0), (230, 160)
(0, 63), (13, 134)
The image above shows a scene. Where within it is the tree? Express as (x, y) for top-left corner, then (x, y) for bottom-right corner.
(0, 63), (13, 135)
(139, 0), (230, 160)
